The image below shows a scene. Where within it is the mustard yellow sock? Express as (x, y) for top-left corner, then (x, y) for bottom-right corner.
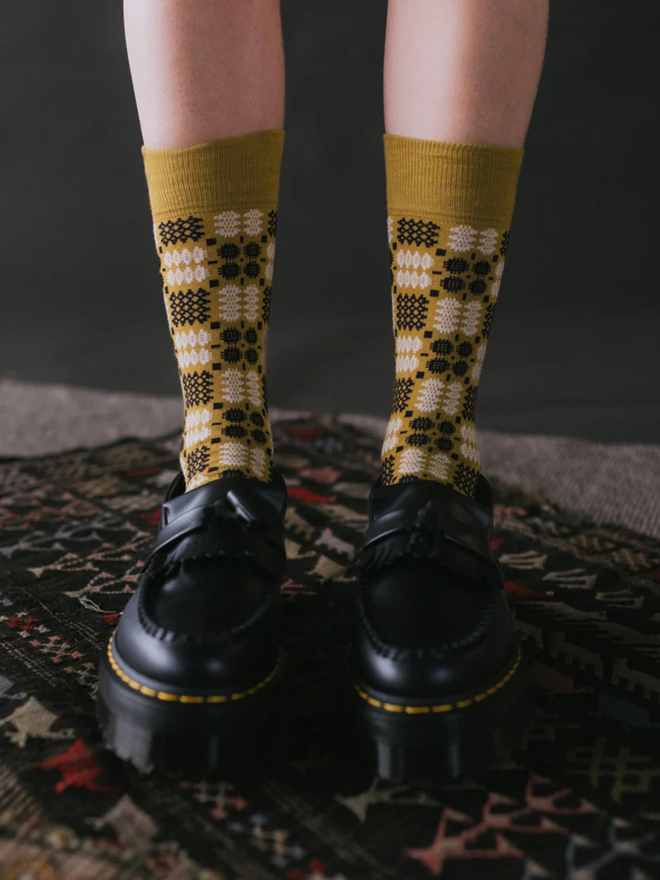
(142, 130), (284, 490)
(381, 135), (523, 496)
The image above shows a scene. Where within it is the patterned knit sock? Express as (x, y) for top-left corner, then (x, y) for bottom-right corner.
(142, 130), (284, 490)
(381, 135), (523, 496)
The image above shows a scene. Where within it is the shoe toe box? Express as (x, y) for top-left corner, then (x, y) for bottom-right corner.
(352, 561), (518, 700)
(112, 558), (280, 692)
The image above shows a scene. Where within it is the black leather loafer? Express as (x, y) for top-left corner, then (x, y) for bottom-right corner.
(97, 470), (287, 775)
(347, 474), (528, 782)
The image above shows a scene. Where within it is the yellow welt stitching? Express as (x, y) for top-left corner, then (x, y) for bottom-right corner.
(353, 647), (522, 715)
(107, 637), (279, 705)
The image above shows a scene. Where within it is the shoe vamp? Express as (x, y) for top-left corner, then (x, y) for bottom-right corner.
(151, 557), (270, 636)
(366, 560), (490, 650)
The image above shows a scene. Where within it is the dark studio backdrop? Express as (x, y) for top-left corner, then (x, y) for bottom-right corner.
(1, 1), (658, 442)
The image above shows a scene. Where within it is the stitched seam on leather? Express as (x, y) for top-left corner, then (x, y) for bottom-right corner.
(353, 646), (521, 714)
(358, 581), (497, 660)
(135, 571), (280, 644)
(106, 636), (279, 703)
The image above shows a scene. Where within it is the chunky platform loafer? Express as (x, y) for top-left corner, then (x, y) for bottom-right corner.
(97, 470), (287, 775)
(347, 474), (528, 782)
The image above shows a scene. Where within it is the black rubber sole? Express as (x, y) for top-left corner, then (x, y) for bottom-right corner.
(97, 636), (285, 776)
(348, 646), (530, 783)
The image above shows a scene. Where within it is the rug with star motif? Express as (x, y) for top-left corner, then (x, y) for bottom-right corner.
(1, 414), (659, 879)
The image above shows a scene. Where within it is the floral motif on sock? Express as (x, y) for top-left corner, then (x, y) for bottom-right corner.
(381, 217), (509, 496)
(156, 208), (278, 487)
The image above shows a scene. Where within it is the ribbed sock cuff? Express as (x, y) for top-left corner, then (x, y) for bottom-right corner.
(384, 134), (523, 224)
(142, 129), (285, 218)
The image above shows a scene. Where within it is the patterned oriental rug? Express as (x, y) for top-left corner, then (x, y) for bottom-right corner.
(1, 415), (660, 879)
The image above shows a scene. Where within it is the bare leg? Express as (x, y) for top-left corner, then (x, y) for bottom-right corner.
(124, 0), (285, 149)
(384, 0), (548, 148)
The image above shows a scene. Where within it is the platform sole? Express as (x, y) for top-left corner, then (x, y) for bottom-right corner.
(348, 646), (529, 782)
(97, 636), (285, 776)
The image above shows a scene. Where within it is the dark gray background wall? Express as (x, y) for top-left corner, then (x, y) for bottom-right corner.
(1, 1), (658, 441)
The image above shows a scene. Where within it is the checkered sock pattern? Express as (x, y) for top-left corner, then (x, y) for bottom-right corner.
(142, 130), (284, 490)
(381, 136), (523, 496)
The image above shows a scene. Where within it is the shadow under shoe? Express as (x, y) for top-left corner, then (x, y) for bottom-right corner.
(97, 470), (288, 777)
(346, 474), (529, 783)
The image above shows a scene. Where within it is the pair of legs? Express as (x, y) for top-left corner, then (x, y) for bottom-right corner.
(126, 0), (546, 150)
(126, 0), (547, 491)
(97, 0), (549, 777)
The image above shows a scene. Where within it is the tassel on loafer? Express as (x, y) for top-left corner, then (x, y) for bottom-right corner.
(97, 470), (288, 775)
(347, 474), (529, 782)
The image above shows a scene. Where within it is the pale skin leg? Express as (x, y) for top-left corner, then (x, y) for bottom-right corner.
(123, 0), (285, 150)
(384, 0), (549, 148)
(124, 0), (545, 154)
